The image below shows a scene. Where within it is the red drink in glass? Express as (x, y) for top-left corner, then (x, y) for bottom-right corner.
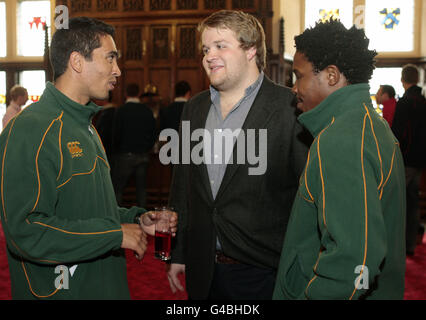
(155, 230), (172, 261)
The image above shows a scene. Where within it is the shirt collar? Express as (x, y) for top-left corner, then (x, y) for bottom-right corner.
(126, 97), (141, 103)
(209, 72), (264, 114)
(45, 82), (101, 124)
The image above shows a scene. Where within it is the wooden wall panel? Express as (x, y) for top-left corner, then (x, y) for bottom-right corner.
(151, 27), (171, 62)
(61, 0), (280, 99)
(176, 0), (199, 10)
(122, 68), (145, 98)
(176, 24), (200, 63)
(176, 67), (204, 97)
(124, 27), (144, 63)
(70, 0), (93, 13)
(148, 68), (173, 104)
(123, 0), (145, 11)
(204, 0), (226, 9)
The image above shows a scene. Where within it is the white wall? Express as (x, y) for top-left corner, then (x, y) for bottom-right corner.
(272, 0), (303, 59)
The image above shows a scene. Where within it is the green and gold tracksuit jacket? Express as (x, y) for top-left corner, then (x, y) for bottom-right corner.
(273, 84), (406, 300)
(0, 82), (145, 299)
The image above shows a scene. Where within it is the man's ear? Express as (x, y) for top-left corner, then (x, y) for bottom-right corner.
(326, 65), (343, 87)
(69, 51), (84, 74)
(246, 46), (257, 62)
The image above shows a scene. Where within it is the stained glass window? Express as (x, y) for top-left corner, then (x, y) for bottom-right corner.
(19, 70), (45, 107)
(0, 71), (6, 123)
(305, 0), (353, 29)
(365, 0), (415, 52)
(0, 1), (6, 57)
(17, 0), (51, 57)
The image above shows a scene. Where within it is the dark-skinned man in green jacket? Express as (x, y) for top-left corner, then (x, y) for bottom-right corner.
(273, 20), (406, 300)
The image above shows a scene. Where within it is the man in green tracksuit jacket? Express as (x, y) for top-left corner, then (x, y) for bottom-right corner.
(273, 21), (406, 300)
(0, 17), (176, 299)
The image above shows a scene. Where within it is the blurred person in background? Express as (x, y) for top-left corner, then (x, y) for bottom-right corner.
(375, 84), (397, 127)
(2, 85), (28, 130)
(392, 64), (426, 257)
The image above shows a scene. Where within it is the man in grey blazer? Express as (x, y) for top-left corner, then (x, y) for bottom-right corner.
(166, 10), (311, 300)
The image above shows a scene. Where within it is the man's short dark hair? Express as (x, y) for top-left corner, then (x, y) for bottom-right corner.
(175, 81), (191, 97)
(380, 85), (396, 99)
(294, 20), (377, 84)
(50, 17), (115, 81)
(126, 83), (140, 97)
(401, 64), (419, 85)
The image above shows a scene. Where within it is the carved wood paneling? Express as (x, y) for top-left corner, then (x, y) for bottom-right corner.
(71, 0), (92, 13)
(150, 0), (171, 10)
(123, 0), (144, 11)
(64, 0), (277, 100)
(177, 0), (198, 10)
(232, 0), (255, 9)
(126, 28), (143, 61)
(204, 0), (226, 10)
(179, 27), (196, 60)
(177, 68), (204, 99)
(149, 68), (172, 104)
(97, 0), (118, 11)
(152, 27), (169, 60)
(124, 69), (145, 96)
(55, 0), (68, 6)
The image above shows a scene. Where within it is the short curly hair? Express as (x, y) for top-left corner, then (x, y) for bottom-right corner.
(294, 20), (377, 84)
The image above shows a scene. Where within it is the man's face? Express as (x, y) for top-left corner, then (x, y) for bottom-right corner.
(201, 27), (254, 92)
(375, 87), (389, 105)
(82, 35), (121, 101)
(375, 87), (383, 105)
(292, 51), (330, 113)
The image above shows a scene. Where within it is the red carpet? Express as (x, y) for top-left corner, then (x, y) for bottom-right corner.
(403, 234), (426, 300)
(0, 225), (187, 300)
(125, 235), (187, 300)
(0, 224), (425, 300)
(0, 225), (10, 300)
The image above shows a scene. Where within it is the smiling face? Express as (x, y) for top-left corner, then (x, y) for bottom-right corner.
(201, 27), (257, 93)
(81, 34), (121, 101)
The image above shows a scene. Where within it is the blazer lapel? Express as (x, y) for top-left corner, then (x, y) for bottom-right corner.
(190, 94), (215, 203)
(214, 77), (278, 200)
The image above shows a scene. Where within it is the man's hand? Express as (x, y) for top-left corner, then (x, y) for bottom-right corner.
(139, 210), (178, 236)
(167, 263), (186, 293)
(120, 223), (148, 260)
